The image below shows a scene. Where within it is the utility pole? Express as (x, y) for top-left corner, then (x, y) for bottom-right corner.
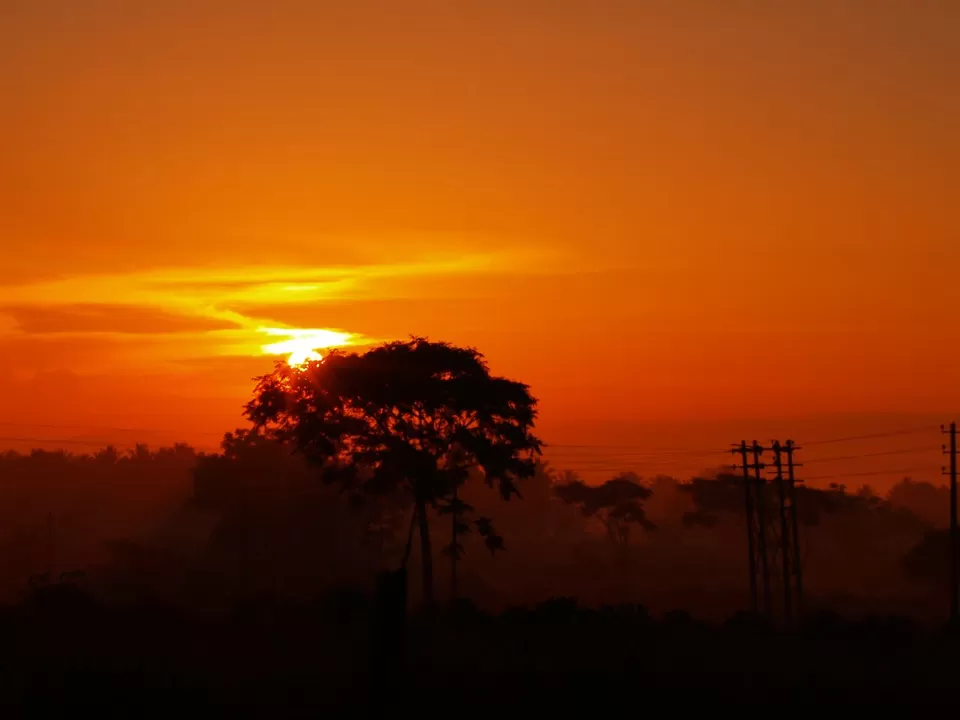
(943, 423), (958, 624)
(733, 441), (758, 614)
(771, 442), (793, 624)
(732, 441), (771, 616)
(769, 440), (804, 624)
(785, 440), (804, 617)
(751, 441), (772, 618)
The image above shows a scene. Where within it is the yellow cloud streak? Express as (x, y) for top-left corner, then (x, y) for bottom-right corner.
(0, 249), (548, 363)
(0, 252), (526, 310)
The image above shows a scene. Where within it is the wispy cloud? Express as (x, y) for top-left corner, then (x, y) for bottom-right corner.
(0, 248), (552, 365)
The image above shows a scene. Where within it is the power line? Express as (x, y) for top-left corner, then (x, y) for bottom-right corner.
(547, 453), (728, 464)
(549, 453), (730, 465)
(550, 426), (941, 452)
(803, 446), (941, 465)
(548, 427), (942, 458)
(546, 467), (708, 475)
(553, 466), (729, 476)
(546, 429), (944, 479)
(0, 420), (226, 437)
(545, 448), (729, 462)
(547, 443), (727, 455)
(0, 435), (141, 448)
(803, 425), (940, 447)
(549, 459), (672, 467)
(801, 467), (940, 482)
(548, 443), (706, 450)
(0, 435), (219, 450)
(543, 449), (724, 461)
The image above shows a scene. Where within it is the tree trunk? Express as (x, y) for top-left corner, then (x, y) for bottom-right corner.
(416, 497), (434, 606)
(402, 505), (418, 570)
(451, 486), (458, 602)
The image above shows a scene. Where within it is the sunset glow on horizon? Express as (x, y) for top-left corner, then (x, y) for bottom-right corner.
(2, 0), (958, 469)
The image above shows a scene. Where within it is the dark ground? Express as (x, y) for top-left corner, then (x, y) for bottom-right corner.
(3, 586), (960, 714)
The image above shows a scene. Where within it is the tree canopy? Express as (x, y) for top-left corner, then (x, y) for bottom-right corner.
(244, 337), (542, 603)
(554, 473), (655, 547)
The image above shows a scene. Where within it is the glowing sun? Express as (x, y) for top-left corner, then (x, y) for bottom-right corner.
(259, 327), (353, 365)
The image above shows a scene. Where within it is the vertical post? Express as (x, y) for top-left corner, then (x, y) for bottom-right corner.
(451, 485), (458, 602)
(772, 442), (792, 624)
(735, 441), (758, 614)
(751, 441), (772, 618)
(46, 511), (54, 575)
(372, 566), (408, 695)
(943, 423), (958, 624)
(241, 469), (250, 598)
(785, 440), (804, 617)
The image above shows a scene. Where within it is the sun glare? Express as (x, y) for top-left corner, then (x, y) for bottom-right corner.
(259, 327), (353, 366)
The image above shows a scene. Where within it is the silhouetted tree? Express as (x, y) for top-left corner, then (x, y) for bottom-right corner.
(245, 337), (541, 604)
(887, 478), (949, 528)
(902, 529), (950, 591)
(554, 473), (655, 562)
(678, 473), (744, 528)
(553, 469), (580, 486)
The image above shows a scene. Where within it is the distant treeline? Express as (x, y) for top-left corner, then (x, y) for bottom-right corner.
(0, 432), (952, 619)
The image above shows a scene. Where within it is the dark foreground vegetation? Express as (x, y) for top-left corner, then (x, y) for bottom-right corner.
(4, 586), (960, 711)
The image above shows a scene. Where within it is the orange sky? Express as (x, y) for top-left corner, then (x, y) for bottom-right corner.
(2, 1), (959, 471)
